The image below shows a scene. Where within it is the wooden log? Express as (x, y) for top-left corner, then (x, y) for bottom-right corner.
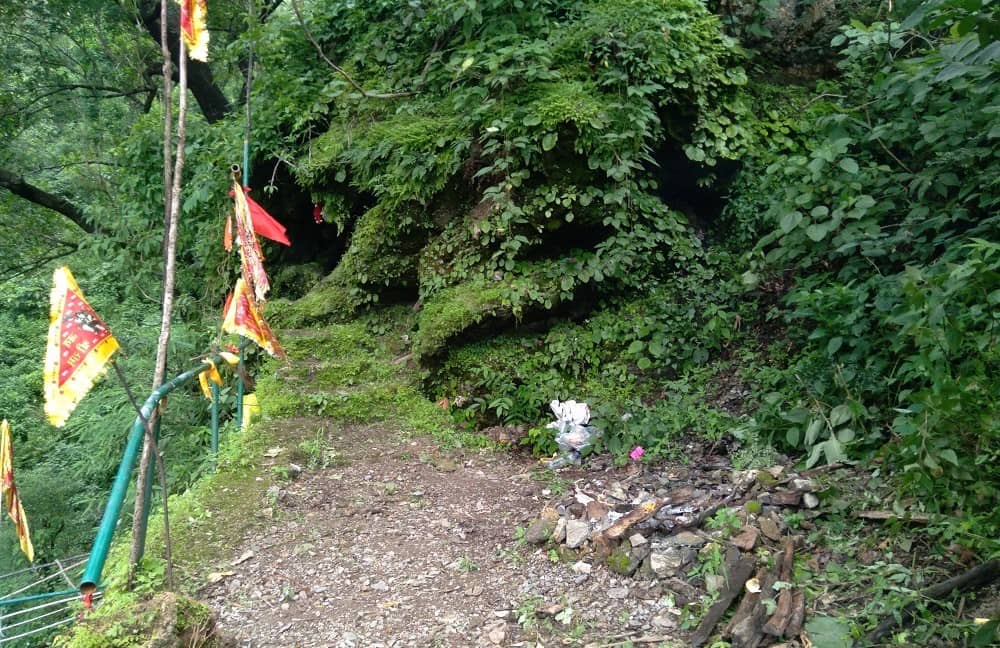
(785, 589), (806, 637)
(594, 498), (666, 542)
(763, 537), (796, 637)
(863, 558), (1000, 646)
(690, 548), (757, 647)
(725, 550), (781, 648)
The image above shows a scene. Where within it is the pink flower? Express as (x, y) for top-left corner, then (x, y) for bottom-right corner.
(629, 446), (645, 461)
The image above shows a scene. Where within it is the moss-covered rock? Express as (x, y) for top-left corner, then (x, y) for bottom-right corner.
(55, 593), (231, 648)
(412, 280), (506, 362)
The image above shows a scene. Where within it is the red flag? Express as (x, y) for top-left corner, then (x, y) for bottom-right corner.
(245, 190), (291, 246)
(1, 420), (34, 562)
(43, 267), (120, 427)
(179, 0), (209, 62)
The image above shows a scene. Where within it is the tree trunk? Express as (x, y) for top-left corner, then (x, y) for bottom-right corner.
(138, 0), (231, 123)
(128, 0), (188, 586)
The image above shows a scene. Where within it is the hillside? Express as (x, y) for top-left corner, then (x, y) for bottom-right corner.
(0, 0), (996, 645)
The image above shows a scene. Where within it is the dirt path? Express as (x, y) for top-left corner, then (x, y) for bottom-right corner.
(201, 418), (681, 647)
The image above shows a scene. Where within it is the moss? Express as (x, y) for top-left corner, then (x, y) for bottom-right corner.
(412, 280), (506, 361)
(534, 81), (606, 129)
(605, 546), (633, 576)
(268, 277), (358, 329)
(279, 324), (377, 360)
(270, 262), (324, 300)
(56, 592), (223, 648)
(335, 203), (425, 295)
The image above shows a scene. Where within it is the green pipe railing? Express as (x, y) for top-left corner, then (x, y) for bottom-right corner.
(0, 589), (78, 608)
(210, 381), (220, 467)
(79, 356), (222, 594)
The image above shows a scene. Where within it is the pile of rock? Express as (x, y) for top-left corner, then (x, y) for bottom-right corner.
(523, 464), (827, 646)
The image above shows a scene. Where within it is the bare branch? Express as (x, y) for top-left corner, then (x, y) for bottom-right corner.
(289, 0), (414, 100)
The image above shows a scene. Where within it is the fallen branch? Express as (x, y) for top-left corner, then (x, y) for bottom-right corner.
(862, 559), (1000, 646)
(594, 498), (667, 543)
(691, 548), (757, 647)
(856, 510), (932, 524)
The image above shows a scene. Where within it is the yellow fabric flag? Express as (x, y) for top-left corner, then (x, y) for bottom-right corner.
(221, 278), (286, 358)
(198, 359), (223, 401)
(43, 267), (120, 427)
(178, 0), (210, 62)
(1, 420), (35, 562)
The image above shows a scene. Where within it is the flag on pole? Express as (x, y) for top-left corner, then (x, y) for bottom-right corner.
(43, 267), (120, 427)
(1, 420), (34, 562)
(222, 278), (286, 358)
(178, 0), (209, 62)
(244, 190), (291, 246)
(232, 180), (271, 303)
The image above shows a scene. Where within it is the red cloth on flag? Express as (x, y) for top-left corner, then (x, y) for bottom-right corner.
(244, 190), (291, 246)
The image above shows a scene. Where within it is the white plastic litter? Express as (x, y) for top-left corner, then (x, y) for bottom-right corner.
(546, 399), (600, 469)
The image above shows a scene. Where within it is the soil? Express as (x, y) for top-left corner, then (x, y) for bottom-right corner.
(202, 420), (681, 647)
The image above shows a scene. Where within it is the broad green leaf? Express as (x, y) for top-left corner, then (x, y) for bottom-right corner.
(786, 427), (801, 447)
(830, 404), (853, 427)
(837, 428), (856, 443)
(806, 223), (829, 242)
(938, 449), (959, 466)
(823, 438), (845, 465)
(838, 158), (859, 174)
(779, 211), (803, 233)
(827, 337), (843, 354)
(972, 619), (999, 647)
(542, 132), (558, 151)
(806, 443), (825, 469)
(805, 418), (824, 446)
(523, 113), (542, 127)
(784, 407), (810, 423)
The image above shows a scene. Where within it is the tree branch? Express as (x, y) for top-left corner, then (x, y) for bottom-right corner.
(289, 0), (414, 100)
(0, 167), (94, 233)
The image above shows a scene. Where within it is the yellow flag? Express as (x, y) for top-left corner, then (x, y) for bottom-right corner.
(221, 278), (286, 358)
(198, 359), (223, 400)
(1, 421), (34, 562)
(43, 267), (120, 427)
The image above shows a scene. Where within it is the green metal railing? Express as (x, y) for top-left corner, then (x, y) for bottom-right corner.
(79, 355), (227, 594)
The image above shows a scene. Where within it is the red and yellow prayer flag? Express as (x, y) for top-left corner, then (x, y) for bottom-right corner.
(222, 278), (286, 358)
(232, 180), (270, 303)
(43, 267), (120, 427)
(178, 0), (209, 62)
(1, 420), (34, 562)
